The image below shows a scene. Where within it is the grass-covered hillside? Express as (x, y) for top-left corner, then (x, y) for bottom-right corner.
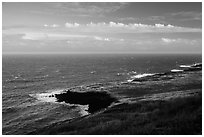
(30, 91), (201, 135)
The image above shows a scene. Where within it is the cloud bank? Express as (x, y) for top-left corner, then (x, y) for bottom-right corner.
(61, 22), (201, 33)
(22, 33), (87, 40)
(161, 38), (200, 45)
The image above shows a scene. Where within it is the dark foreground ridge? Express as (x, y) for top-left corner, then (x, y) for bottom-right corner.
(55, 90), (117, 113)
(29, 91), (202, 135)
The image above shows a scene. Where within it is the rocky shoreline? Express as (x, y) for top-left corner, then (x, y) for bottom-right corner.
(28, 63), (202, 135)
(55, 90), (117, 113)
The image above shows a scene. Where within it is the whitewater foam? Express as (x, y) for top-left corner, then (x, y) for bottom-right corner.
(179, 65), (192, 68)
(78, 104), (89, 116)
(180, 63), (202, 68)
(171, 69), (184, 72)
(131, 73), (155, 79)
(29, 89), (65, 103)
(127, 73), (155, 82)
(29, 89), (90, 116)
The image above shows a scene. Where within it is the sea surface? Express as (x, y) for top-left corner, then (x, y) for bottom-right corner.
(2, 53), (202, 134)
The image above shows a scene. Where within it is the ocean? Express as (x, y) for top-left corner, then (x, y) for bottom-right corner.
(2, 53), (202, 134)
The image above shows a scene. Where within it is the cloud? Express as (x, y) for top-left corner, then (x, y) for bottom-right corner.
(104, 38), (110, 41)
(56, 2), (128, 14)
(22, 33), (48, 40)
(44, 24), (60, 28)
(118, 16), (166, 24)
(28, 2), (128, 18)
(65, 22), (80, 28)
(44, 24), (48, 27)
(161, 38), (177, 43)
(93, 36), (111, 41)
(51, 24), (60, 28)
(22, 32), (87, 40)
(3, 21), (201, 39)
(62, 22), (201, 33)
(118, 11), (202, 27)
(119, 39), (124, 42)
(94, 36), (105, 41)
(161, 38), (201, 45)
(66, 40), (72, 44)
(170, 11), (202, 21)
(21, 32), (113, 42)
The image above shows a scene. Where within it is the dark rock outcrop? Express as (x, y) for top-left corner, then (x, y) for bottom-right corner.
(55, 90), (117, 113)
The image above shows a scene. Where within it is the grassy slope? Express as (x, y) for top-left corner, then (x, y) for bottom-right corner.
(31, 91), (202, 135)
(29, 71), (202, 135)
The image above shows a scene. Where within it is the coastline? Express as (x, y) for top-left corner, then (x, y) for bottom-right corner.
(29, 90), (202, 135)
(27, 65), (202, 135)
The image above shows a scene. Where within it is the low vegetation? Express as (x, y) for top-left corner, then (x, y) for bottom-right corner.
(31, 92), (202, 135)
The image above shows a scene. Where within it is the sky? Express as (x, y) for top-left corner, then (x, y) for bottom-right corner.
(2, 2), (202, 54)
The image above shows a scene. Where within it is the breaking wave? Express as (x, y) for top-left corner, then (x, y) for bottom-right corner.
(29, 89), (90, 116)
(127, 73), (156, 82)
(127, 63), (201, 82)
(170, 69), (184, 72)
(29, 62), (201, 117)
(29, 87), (117, 115)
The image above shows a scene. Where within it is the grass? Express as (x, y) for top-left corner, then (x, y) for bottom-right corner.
(30, 92), (202, 135)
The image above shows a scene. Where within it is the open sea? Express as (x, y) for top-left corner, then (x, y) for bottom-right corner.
(2, 54), (202, 134)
